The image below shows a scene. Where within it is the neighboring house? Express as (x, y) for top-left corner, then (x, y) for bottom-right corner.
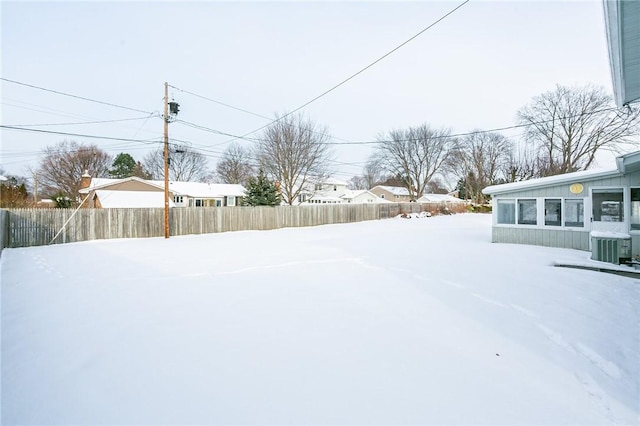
(417, 194), (466, 204)
(79, 173), (245, 208)
(302, 178), (386, 204)
(306, 178), (348, 204)
(341, 189), (385, 204)
(482, 150), (640, 259)
(158, 181), (245, 207)
(370, 186), (412, 203)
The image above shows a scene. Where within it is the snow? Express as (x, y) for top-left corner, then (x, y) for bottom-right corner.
(94, 190), (171, 208)
(417, 193), (466, 203)
(482, 167), (619, 195)
(590, 231), (632, 239)
(1, 214), (638, 424)
(374, 185), (411, 196)
(160, 181), (246, 198)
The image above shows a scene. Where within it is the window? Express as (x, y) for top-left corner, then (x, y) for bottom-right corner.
(173, 195), (183, 204)
(517, 199), (537, 225)
(565, 199), (584, 227)
(544, 199), (562, 226)
(593, 189), (623, 222)
(631, 188), (640, 231)
(497, 199), (515, 224)
(333, 185), (337, 191)
(380, 194), (385, 199)
(195, 199), (203, 207)
(227, 196), (236, 207)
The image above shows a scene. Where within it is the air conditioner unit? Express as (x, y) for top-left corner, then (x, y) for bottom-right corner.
(591, 235), (632, 265)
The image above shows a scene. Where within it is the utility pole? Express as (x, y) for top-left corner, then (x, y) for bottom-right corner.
(163, 82), (170, 239)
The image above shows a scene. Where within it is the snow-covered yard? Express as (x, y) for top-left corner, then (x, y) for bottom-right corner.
(1, 213), (638, 425)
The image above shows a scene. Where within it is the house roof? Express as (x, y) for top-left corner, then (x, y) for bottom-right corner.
(80, 177), (165, 193)
(340, 189), (379, 200)
(373, 185), (410, 196)
(319, 177), (348, 186)
(94, 190), (174, 208)
(604, 0), (640, 106)
(482, 167), (620, 196)
(483, 149), (640, 196)
(418, 194), (465, 203)
(80, 176), (245, 198)
(153, 181), (245, 198)
(616, 150), (640, 174)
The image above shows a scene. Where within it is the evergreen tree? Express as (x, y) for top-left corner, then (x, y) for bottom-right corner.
(243, 169), (281, 206)
(109, 153), (137, 178)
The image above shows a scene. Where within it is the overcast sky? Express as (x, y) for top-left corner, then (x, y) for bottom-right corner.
(0, 0), (623, 184)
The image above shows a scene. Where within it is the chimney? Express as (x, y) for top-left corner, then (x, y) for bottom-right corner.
(80, 170), (92, 190)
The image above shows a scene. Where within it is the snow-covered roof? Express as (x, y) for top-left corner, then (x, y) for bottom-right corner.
(153, 181), (245, 198)
(417, 194), (465, 203)
(85, 177), (120, 189)
(341, 189), (367, 199)
(482, 168), (620, 196)
(94, 190), (174, 208)
(81, 177), (245, 198)
(374, 185), (410, 196)
(319, 177), (348, 186)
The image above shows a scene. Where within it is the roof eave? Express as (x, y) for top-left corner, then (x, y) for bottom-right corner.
(482, 169), (621, 196)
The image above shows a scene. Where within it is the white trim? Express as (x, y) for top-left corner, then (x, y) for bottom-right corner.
(492, 196), (587, 230)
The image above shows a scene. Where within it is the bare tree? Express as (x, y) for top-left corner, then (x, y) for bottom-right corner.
(447, 131), (512, 203)
(348, 156), (386, 190)
(33, 140), (112, 200)
(143, 143), (210, 182)
(376, 124), (454, 200)
(501, 142), (540, 183)
(363, 156), (386, 189)
(215, 143), (255, 186)
(518, 84), (640, 176)
(255, 113), (333, 205)
(425, 177), (449, 194)
(348, 175), (368, 190)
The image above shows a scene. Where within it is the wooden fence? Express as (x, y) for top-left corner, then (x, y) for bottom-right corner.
(1, 202), (468, 250)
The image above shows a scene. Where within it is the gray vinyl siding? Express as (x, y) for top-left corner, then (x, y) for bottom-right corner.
(492, 227), (590, 250)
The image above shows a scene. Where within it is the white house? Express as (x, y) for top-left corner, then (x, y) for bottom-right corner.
(79, 173), (245, 208)
(302, 178), (386, 204)
(417, 194), (466, 204)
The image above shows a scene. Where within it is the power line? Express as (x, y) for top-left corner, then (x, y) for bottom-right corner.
(219, 0), (471, 143)
(0, 77), (153, 115)
(168, 88), (357, 145)
(5, 115), (157, 127)
(0, 125), (162, 145)
(173, 119), (262, 141)
(321, 106), (622, 145)
(168, 85), (272, 120)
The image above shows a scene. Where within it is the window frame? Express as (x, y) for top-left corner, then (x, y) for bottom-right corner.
(496, 199), (516, 224)
(544, 198), (562, 227)
(517, 199), (537, 225)
(564, 198), (585, 228)
(631, 187), (640, 231)
(494, 196), (586, 229)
